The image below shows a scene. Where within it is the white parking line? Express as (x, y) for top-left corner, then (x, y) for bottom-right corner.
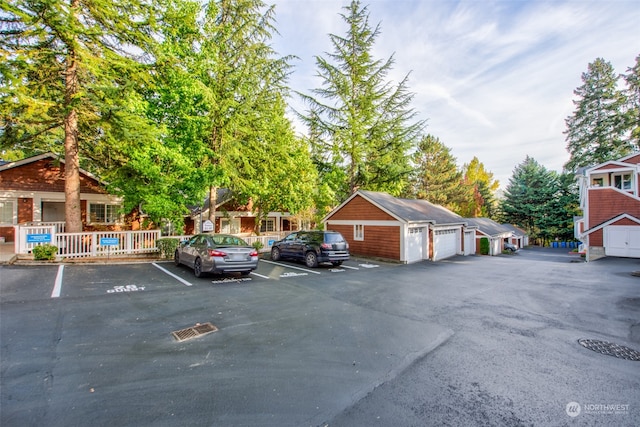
(250, 272), (270, 279)
(152, 262), (193, 286)
(259, 259), (322, 274)
(51, 265), (64, 298)
(341, 265), (359, 270)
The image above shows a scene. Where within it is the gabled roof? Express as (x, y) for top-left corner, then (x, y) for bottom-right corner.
(465, 217), (512, 237)
(324, 190), (466, 225)
(0, 152), (106, 185)
(501, 223), (527, 237)
(581, 213), (640, 236)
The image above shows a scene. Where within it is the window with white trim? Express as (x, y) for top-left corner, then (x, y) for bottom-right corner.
(354, 224), (364, 241)
(0, 200), (16, 225)
(613, 173), (633, 191)
(260, 218), (275, 233)
(89, 203), (121, 224)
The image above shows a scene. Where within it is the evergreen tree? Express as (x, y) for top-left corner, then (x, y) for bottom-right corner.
(408, 135), (465, 211)
(197, 0), (297, 224)
(623, 54), (640, 149)
(500, 156), (557, 244)
(564, 58), (631, 172)
(299, 0), (425, 204)
(0, 0), (158, 232)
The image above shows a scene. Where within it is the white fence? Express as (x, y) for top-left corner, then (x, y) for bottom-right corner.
(14, 225), (287, 258)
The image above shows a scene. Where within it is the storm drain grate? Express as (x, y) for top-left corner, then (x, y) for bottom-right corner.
(578, 339), (640, 361)
(172, 322), (218, 342)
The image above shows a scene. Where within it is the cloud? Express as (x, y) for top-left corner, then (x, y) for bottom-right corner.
(271, 0), (640, 187)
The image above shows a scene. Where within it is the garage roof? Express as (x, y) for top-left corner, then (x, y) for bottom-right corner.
(325, 190), (467, 225)
(465, 217), (512, 237)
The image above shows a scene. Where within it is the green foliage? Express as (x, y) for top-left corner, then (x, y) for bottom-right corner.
(32, 244), (58, 261)
(623, 54), (640, 149)
(252, 241), (264, 251)
(564, 58), (634, 172)
(156, 238), (180, 259)
(479, 238), (490, 255)
(407, 135), (466, 211)
(299, 0), (425, 205)
(499, 156), (577, 245)
(459, 157), (500, 218)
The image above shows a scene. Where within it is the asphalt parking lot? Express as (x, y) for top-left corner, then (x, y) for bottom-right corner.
(1, 248), (639, 426)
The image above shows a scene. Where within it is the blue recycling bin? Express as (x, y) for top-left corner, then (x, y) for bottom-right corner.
(552, 242), (558, 248)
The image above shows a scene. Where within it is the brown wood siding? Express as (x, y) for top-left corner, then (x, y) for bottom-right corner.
(329, 223), (401, 260)
(240, 217), (254, 233)
(591, 229), (603, 246)
(329, 195), (396, 221)
(593, 163), (625, 171)
(0, 226), (14, 241)
(588, 189), (640, 227)
(17, 198), (32, 223)
(0, 159), (106, 194)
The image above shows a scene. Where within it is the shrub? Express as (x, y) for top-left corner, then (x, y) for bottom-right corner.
(33, 244), (58, 261)
(252, 241), (264, 251)
(480, 237), (490, 255)
(156, 238), (180, 259)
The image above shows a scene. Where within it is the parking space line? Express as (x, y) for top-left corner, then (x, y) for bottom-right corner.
(341, 265), (359, 270)
(251, 272), (270, 279)
(51, 265), (64, 298)
(259, 259), (322, 274)
(152, 263), (193, 286)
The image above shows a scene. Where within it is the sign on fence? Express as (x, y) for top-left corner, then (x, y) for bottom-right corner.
(27, 233), (52, 244)
(100, 237), (120, 246)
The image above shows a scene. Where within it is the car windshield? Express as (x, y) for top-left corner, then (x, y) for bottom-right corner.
(210, 235), (248, 246)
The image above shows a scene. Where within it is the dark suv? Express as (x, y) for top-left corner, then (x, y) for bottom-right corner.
(270, 230), (350, 267)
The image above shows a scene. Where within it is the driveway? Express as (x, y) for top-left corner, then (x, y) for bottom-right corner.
(1, 248), (638, 426)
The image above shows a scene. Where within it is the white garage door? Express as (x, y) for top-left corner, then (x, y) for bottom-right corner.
(406, 227), (425, 263)
(434, 229), (458, 261)
(464, 231), (475, 255)
(604, 226), (640, 258)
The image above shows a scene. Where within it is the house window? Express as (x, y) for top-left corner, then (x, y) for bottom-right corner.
(0, 200), (16, 225)
(592, 178), (603, 187)
(354, 224), (364, 241)
(220, 218), (241, 234)
(89, 203), (121, 224)
(260, 219), (275, 233)
(613, 173), (633, 190)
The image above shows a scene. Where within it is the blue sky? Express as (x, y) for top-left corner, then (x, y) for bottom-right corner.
(270, 0), (640, 188)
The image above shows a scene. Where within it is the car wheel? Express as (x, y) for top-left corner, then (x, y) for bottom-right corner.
(194, 257), (203, 278)
(271, 247), (281, 261)
(305, 251), (318, 268)
(174, 250), (180, 266)
(332, 261), (342, 266)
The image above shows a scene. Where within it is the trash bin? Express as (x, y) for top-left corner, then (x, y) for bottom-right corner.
(552, 242), (558, 248)
(561, 242), (566, 248)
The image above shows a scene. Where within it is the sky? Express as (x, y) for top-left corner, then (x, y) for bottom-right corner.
(269, 0), (640, 188)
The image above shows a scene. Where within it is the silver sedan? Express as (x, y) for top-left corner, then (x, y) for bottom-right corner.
(174, 234), (259, 277)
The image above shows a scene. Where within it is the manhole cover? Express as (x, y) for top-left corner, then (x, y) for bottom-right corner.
(172, 322), (218, 342)
(578, 339), (640, 361)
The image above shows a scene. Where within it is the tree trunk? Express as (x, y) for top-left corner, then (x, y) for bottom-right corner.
(64, 16), (82, 233)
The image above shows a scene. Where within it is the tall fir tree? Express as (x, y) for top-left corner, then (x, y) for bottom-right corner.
(0, 0), (158, 232)
(500, 156), (557, 243)
(623, 54), (640, 149)
(298, 0), (425, 204)
(564, 58), (631, 172)
(408, 135), (466, 211)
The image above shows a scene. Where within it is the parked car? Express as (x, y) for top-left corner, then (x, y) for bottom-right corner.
(270, 230), (349, 267)
(174, 233), (259, 277)
(504, 242), (518, 252)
